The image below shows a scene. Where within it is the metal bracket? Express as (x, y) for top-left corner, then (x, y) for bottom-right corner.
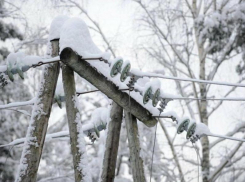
(190, 134), (200, 143)
(158, 98), (173, 113)
(0, 73), (8, 88)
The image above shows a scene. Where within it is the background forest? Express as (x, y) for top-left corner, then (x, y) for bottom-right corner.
(0, 0), (245, 181)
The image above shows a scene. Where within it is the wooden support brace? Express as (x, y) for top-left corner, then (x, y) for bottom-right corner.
(100, 102), (123, 182)
(62, 63), (89, 181)
(125, 111), (146, 182)
(16, 40), (60, 182)
(60, 48), (157, 127)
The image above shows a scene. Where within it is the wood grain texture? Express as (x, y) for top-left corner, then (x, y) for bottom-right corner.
(16, 40), (60, 182)
(100, 102), (123, 182)
(125, 111), (146, 182)
(62, 63), (87, 182)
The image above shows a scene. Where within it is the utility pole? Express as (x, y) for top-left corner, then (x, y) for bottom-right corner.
(100, 102), (123, 182)
(16, 40), (60, 182)
(62, 63), (90, 181)
(125, 111), (146, 182)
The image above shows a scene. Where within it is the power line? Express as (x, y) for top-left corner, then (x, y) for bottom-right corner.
(157, 115), (245, 143)
(144, 74), (245, 88)
(31, 57), (60, 68)
(207, 133), (245, 143)
(76, 88), (129, 96)
(164, 97), (245, 101)
(150, 117), (159, 182)
(77, 89), (245, 101)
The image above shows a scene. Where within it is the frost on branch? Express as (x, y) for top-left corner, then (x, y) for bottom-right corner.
(195, 2), (245, 54)
(48, 15), (69, 41)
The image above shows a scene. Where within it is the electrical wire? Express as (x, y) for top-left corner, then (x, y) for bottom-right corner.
(31, 57), (60, 68)
(166, 97), (245, 101)
(76, 88), (245, 101)
(0, 57), (60, 75)
(206, 133), (245, 142)
(146, 74), (245, 88)
(76, 88), (129, 96)
(37, 56), (245, 89)
(150, 116), (159, 182)
(76, 89), (245, 102)
(192, 142), (199, 182)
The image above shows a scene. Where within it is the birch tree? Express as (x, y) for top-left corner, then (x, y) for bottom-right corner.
(133, 0), (245, 181)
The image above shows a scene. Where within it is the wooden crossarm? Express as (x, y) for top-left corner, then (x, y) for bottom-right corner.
(60, 47), (157, 127)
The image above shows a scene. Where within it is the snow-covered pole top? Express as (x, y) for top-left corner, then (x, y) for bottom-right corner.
(48, 15), (69, 41)
(59, 17), (111, 60)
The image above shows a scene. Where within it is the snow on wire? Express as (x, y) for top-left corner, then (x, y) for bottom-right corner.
(0, 52), (60, 86)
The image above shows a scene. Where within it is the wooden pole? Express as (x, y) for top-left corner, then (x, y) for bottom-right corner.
(62, 63), (90, 181)
(125, 111), (146, 182)
(60, 47), (157, 127)
(100, 102), (123, 182)
(16, 40), (60, 182)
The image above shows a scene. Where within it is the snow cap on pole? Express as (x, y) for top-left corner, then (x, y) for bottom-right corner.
(59, 17), (110, 60)
(48, 15), (69, 41)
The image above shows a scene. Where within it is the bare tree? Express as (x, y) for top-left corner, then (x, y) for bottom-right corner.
(133, 0), (245, 181)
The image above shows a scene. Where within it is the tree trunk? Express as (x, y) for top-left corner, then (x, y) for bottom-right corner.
(125, 111), (146, 182)
(100, 102), (123, 182)
(62, 63), (91, 181)
(15, 40), (60, 182)
(200, 78), (209, 182)
(60, 47), (157, 127)
(197, 40), (210, 182)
